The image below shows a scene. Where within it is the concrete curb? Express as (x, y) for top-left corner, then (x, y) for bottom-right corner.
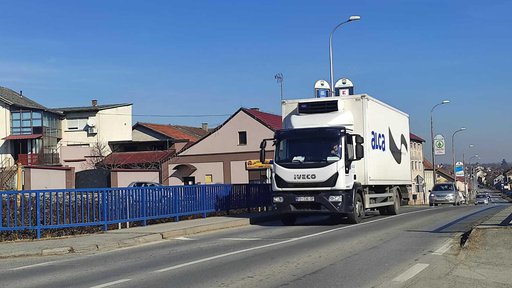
(118, 233), (164, 247)
(41, 246), (73, 256)
(161, 218), (249, 239)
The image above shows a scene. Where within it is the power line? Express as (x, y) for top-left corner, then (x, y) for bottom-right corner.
(73, 112), (233, 118)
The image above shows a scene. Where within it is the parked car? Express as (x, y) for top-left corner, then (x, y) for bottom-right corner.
(127, 181), (162, 187)
(429, 182), (461, 206)
(475, 194), (489, 205)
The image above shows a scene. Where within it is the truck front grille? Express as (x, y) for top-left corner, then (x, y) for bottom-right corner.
(275, 173), (338, 188)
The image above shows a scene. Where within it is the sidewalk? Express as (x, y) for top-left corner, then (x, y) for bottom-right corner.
(0, 213), (280, 258)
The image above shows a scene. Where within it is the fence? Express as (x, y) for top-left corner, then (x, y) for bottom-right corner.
(0, 184), (272, 239)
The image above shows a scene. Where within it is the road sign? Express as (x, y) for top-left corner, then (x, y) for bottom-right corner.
(434, 134), (445, 155)
(455, 161), (464, 177)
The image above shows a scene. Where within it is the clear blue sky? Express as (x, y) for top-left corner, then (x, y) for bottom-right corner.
(1, 0), (511, 164)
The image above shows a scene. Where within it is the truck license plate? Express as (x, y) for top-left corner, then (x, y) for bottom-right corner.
(296, 196), (314, 202)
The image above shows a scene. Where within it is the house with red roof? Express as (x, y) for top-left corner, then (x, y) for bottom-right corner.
(93, 122), (209, 187)
(165, 107), (281, 185)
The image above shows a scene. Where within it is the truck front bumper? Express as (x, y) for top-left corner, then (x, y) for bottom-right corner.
(273, 190), (354, 215)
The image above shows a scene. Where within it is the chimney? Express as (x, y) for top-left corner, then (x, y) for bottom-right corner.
(19, 90), (23, 97)
(250, 107), (259, 111)
(92, 99), (98, 107)
(201, 123), (208, 131)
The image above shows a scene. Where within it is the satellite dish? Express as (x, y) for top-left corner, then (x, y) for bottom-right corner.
(86, 118), (96, 127)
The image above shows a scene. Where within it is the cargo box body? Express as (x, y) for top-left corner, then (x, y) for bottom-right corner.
(282, 94), (411, 187)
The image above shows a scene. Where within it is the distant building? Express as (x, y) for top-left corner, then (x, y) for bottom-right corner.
(0, 86), (62, 168)
(51, 100), (133, 172)
(409, 133), (426, 205)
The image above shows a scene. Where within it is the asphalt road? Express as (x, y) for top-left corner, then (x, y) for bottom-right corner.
(0, 204), (507, 288)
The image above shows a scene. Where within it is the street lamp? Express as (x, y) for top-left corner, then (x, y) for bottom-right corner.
(430, 100), (450, 185)
(463, 144), (475, 200)
(469, 155), (480, 199)
(329, 15), (361, 95)
(451, 127), (467, 185)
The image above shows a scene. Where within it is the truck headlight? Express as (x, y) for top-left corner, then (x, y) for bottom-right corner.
(328, 195), (343, 202)
(273, 196), (284, 203)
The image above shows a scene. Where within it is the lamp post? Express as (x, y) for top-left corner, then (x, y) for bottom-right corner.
(430, 100), (450, 186)
(451, 127), (467, 188)
(463, 144), (475, 201)
(329, 15), (361, 95)
(469, 155), (480, 201)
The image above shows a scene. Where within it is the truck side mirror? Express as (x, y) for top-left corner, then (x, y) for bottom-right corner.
(260, 140), (267, 163)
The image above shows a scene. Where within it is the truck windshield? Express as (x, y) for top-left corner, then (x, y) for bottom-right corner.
(275, 129), (343, 164)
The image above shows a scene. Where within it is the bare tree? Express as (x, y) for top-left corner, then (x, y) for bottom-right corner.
(85, 141), (115, 169)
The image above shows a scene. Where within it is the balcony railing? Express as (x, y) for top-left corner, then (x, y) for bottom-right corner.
(17, 154), (60, 166)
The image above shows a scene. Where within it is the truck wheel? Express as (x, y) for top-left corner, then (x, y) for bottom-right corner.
(281, 215), (296, 226)
(348, 193), (364, 224)
(387, 189), (400, 215)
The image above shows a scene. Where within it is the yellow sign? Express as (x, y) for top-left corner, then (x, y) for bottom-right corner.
(246, 159), (272, 170)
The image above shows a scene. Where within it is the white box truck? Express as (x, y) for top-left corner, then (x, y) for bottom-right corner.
(260, 94), (411, 225)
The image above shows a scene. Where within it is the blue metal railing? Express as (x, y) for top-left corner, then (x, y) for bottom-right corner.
(0, 184), (272, 239)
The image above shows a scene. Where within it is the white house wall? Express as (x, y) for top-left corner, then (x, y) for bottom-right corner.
(60, 146), (94, 172)
(60, 105), (132, 154)
(169, 162), (224, 185)
(230, 161), (249, 184)
(180, 111), (274, 156)
(0, 101), (13, 166)
(29, 169), (67, 190)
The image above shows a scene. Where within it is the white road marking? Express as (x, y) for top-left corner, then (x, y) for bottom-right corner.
(9, 261), (57, 271)
(220, 238), (262, 241)
(89, 278), (131, 288)
(392, 263), (429, 282)
(154, 209), (429, 273)
(432, 240), (452, 255)
(174, 237), (195, 241)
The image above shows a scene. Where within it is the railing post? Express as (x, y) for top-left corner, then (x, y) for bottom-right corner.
(246, 184), (251, 212)
(202, 185), (207, 218)
(36, 191), (41, 239)
(175, 188), (179, 222)
(142, 189), (147, 226)
(102, 189), (108, 231)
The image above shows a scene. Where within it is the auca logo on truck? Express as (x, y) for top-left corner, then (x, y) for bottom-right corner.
(371, 131), (386, 151)
(388, 127), (408, 164)
(371, 128), (408, 164)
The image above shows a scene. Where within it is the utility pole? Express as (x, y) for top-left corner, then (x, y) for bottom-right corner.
(274, 73), (284, 101)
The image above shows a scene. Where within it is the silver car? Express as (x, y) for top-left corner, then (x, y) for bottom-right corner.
(429, 182), (461, 206)
(475, 194), (489, 205)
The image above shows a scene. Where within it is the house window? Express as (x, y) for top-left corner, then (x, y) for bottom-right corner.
(205, 174), (213, 184)
(10, 110), (44, 135)
(238, 131), (247, 145)
(67, 118), (88, 131)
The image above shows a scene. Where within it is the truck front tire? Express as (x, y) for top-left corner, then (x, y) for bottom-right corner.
(347, 192), (364, 224)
